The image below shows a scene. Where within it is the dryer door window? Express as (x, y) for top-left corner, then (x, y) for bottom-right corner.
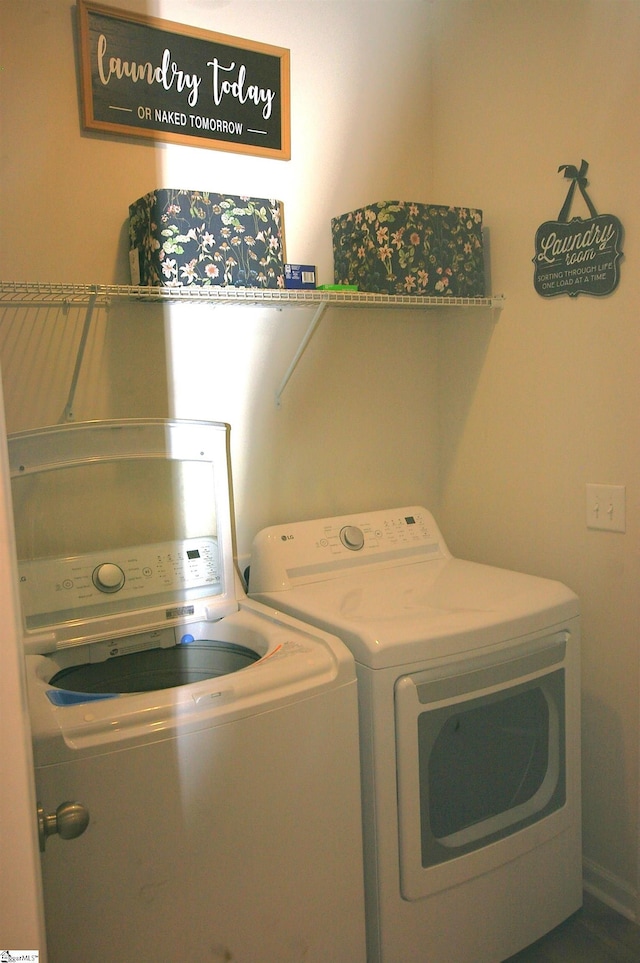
(394, 630), (572, 901)
(420, 672), (564, 863)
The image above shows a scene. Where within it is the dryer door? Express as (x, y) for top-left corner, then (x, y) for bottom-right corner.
(394, 629), (572, 901)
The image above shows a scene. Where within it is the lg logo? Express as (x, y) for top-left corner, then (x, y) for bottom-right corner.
(280, 534), (294, 541)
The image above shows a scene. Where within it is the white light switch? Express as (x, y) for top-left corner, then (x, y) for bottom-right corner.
(586, 484), (626, 532)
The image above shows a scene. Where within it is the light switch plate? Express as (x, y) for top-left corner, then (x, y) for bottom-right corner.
(586, 484), (626, 532)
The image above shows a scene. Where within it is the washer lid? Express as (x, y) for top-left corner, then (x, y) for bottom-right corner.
(9, 419), (239, 653)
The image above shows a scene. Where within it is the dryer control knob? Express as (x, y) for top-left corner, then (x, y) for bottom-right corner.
(340, 525), (365, 551)
(92, 562), (125, 593)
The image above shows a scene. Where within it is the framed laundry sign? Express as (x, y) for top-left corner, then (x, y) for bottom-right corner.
(533, 161), (623, 298)
(77, 1), (290, 159)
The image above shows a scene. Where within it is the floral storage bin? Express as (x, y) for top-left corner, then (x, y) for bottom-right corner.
(331, 201), (485, 296)
(129, 189), (286, 288)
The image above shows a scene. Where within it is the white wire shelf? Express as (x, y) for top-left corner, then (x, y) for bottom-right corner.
(0, 281), (503, 409)
(0, 280), (504, 310)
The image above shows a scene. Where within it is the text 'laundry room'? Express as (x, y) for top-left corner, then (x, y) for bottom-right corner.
(1, 2), (639, 962)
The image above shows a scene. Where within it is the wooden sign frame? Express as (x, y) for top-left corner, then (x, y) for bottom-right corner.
(77, 1), (290, 159)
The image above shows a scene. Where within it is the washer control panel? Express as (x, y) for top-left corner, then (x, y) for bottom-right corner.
(249, 506), (450, 591)
(19, 537), (220, 627)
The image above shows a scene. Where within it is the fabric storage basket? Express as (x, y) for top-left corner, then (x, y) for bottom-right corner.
(129, 189), (286, 289)
(331, 201), (485, 296)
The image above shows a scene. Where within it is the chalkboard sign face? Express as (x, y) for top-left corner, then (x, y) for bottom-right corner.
(78, 1), (290, 159)
(533, 214), (623, 298)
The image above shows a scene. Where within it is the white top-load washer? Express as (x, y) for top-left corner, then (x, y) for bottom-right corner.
(249, 506), (582, 963)
(9, 420), (366, 963)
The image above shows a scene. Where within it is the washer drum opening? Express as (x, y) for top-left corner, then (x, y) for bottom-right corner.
(49, 641), (260, 694)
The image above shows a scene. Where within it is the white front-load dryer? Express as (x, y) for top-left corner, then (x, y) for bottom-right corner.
(9, 420), (366, 963)
(249, 506), (582, 963)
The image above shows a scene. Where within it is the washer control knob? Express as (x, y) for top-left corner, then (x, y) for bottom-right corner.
(340, 525), (365, 551)
(92, 562), (125, 593)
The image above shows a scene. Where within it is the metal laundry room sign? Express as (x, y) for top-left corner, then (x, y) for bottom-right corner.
(77, 0), (291, 159)
(533, 161), (623, 298)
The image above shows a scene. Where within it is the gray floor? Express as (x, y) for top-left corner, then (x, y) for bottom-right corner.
(505, 892), (640, 962)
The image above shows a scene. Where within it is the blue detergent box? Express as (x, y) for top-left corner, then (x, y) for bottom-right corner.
(284, 263), (316, 289)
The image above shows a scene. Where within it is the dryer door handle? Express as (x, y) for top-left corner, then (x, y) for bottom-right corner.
(37, 800), (90, 852)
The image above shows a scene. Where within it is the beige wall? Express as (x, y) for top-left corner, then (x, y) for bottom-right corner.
(432, 0), (640, 917)
(0, 0), (442, 553)
(1, 0), (639, 926)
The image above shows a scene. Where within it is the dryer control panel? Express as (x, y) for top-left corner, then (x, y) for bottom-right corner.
(19, 537), (220, 630)
(249, 506), (450, 591)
